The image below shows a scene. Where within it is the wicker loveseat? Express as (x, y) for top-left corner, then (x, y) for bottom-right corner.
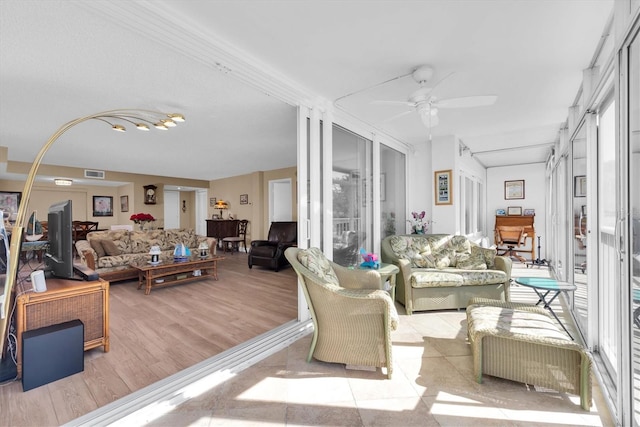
(75, 229), (216, 282)
(381, 234), (512, 314)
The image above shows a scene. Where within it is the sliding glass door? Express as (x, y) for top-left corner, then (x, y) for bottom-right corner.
(380, 144), (406, 239)
(623, 22), (640, 426)
(332, 126), (372, 266)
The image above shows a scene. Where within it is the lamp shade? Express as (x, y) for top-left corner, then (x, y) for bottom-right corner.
(214, 200), (229, 210)
(149, 245), (162, 264)
(198, 241), (209, 257)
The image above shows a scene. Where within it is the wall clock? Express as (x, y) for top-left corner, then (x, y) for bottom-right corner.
(144, 185), (157, 205)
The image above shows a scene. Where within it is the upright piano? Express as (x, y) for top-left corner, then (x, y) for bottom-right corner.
(494, 215), (535, 260)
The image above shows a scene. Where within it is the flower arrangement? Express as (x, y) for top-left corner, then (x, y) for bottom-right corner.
(408, 211), (431, 234)
(130, 213), (155, 224)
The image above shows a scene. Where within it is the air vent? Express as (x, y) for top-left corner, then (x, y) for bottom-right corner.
(84, 169), (105, 179)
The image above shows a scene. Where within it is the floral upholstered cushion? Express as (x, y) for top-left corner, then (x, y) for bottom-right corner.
(388, 235), (436, 268)
(456, 245), (489, 270)
(410, 268), (507, 288)
(297, 247), (339, 285)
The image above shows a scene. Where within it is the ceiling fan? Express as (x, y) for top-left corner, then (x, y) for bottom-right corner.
(373, 65), (497, 130)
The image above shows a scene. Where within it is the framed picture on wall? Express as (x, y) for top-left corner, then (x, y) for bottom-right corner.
(434, 169), (453, 205)
(240, 194), (248, 205)
(504, 180), (525, 200)
(507, 206), (523, 216)
(0, 191), (21, 215)
(93, 196), (113, 217)
(210, 197), (217, 207)
(120, 195), (129, 212)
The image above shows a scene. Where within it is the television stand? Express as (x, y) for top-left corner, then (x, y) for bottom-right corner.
(15, 277), (109, 378)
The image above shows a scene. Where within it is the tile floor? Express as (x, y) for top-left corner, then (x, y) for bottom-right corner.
(103, 263), (615, 426)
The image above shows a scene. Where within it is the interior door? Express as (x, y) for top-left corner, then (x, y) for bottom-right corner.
(163, 190), (180, 229)
(269, 179), (292, 223)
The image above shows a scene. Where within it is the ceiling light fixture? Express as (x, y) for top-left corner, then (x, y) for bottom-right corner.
(0, 109), (185, 355)
(54, 178), (73, 186)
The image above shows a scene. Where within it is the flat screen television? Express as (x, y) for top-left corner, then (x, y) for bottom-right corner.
(45, 200), (74, 279)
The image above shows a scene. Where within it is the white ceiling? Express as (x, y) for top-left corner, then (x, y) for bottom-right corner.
(0, 0), (613, 186)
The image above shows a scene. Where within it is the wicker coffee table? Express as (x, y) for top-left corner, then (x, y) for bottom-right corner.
(130, 255), (224, 295)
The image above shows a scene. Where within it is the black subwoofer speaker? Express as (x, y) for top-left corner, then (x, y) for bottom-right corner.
(22, 319), (84, 391)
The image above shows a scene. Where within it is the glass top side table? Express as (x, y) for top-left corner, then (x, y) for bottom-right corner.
(515, 277), (577, 339)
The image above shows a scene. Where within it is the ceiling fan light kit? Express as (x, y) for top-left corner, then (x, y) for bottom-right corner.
(372, 65), (497, 132)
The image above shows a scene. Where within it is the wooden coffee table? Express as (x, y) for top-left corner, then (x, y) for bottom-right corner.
(130, 255), (224, 295)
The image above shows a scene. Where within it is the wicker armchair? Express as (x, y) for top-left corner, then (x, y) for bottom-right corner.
(285, 247), (399, 378)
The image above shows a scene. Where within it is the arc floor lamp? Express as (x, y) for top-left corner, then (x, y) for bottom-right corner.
(0, 109), (185, 358)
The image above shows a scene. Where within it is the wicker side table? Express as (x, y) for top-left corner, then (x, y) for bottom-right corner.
(15, 278), (109, 378)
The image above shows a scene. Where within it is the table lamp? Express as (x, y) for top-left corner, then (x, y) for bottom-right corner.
(214, 200), (229, 218)
(149, 245), (162, 264)
(198, 241), (209, 258)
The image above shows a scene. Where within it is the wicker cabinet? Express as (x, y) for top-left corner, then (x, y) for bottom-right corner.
(15, 278), (109, 377)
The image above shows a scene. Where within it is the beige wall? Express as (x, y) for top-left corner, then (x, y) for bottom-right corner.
(1, 160), (208, 229)
(209, 166), (297, 241)
(2, 158), (296, 236)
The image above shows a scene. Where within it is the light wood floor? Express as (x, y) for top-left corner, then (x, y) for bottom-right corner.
(0, 252), (298, 426)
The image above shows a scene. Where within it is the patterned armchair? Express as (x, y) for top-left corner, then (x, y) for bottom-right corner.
(285, 247), (399, 378)
(248, 221), (297, 271)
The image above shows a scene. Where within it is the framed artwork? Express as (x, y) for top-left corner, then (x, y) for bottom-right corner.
(574, 175), (586, 197)
(240, 194), (248, 205)
(0, 191), (21, 215)
(93, 196), (113, 217)
(120, 195), (129, 212)
(523, 208), (535, 216)
(504, 180), (525, 200)
(144, 185), (157, 205)
(210, 197), (217, 207)
(507, 206), (523, 216)
(434, 169), (453, 205)
(496, 209), (506, 216)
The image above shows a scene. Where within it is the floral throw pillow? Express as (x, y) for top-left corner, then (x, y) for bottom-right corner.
(456, 250), (488, 270)
(297, 248), (339, 285)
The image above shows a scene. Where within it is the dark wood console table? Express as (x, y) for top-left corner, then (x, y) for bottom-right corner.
(206, 219), (239, 247)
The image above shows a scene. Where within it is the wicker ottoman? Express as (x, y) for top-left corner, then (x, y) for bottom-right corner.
(466, 297), (592, 410)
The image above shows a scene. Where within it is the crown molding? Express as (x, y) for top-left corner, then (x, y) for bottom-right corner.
(78, 1), (320, 108)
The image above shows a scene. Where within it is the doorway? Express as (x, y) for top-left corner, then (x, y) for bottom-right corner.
(269, 179), (292, 223)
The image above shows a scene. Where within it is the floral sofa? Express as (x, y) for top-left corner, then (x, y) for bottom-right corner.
(75, 229), (217, 283)
(381, 234), (512, 314)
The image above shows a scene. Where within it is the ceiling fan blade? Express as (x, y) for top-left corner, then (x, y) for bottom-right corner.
(370, 100), (415, 106)
(435, 95), (497, 109)
(381, 109), (414, 124)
